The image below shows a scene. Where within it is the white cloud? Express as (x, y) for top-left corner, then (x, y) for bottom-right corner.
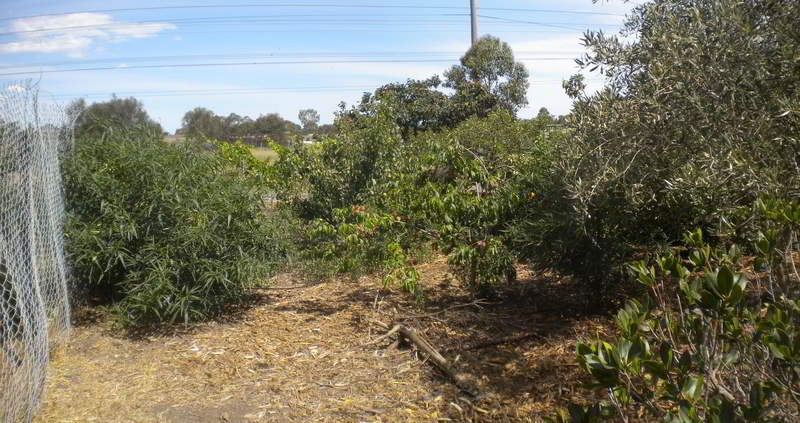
(0, 13), (176, 57)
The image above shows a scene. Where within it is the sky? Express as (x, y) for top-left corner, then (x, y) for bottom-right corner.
(0, 1), (638, 133)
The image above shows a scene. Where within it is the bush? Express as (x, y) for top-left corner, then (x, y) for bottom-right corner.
(535, 0), (800, 288)
(553, 199), (800, 422)
(379, 110), (558, 294)
(272, 109), (560, 297)
(63, 125), (285, 326)
(270, 108), (403, 220)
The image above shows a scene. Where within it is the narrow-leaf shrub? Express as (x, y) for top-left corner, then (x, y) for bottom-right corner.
(534, 0), (800, 288)
(63, 125), (285, 326)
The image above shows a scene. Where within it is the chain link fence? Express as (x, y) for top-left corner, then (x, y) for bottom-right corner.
(1, 80), (72, 422)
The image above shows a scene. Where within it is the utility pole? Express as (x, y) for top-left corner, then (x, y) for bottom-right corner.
(470, 0), (478, 45)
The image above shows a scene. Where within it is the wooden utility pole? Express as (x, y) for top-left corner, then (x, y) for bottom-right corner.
(470, 0), (478, 45)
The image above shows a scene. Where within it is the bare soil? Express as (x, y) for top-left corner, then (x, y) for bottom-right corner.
(35, 258), (614, 423)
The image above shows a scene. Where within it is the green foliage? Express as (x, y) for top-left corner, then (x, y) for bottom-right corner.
(346, 37), (531, 140)
(307, 205), (423, 300)
(353, 76), (452, 139)
(181, 107), (225, 140)
(63, 124), (285, 327)
(180, 108), (300, 146)
(271, 108), (404, 220)
(444, 35), (530, 115)
(69, 96), (163, 138)
(558, 199), (800, 422)
(309, 206), (404, 274)
(212, 138), (273, 181)
(371, 110), (557, 295)
(271, 107), (559, 297)
(298, 108), (320, 134)
(542, 0), (800, 286)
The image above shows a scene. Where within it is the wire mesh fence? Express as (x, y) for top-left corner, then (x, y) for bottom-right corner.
(1, 80), (72, 422)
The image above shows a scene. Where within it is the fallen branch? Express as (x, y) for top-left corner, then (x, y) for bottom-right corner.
(369, 320), (480, 397)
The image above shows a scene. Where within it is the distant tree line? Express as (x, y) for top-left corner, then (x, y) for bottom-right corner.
(177, 107), (335, 147)
(65, 96), (336, 148)
(63, 36), (544, 149)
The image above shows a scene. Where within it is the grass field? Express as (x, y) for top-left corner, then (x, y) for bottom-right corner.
(163, 135), (278, 162)
(249, 147), (278, 162)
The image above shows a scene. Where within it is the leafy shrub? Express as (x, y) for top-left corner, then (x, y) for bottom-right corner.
(274, 109), (559, 297)
(63, 124), (285, 326)
(270, 109), (403, 220)
(553, 199), (800, 422)
(380, 110), (558, 294)
(307, 205), (423, 299)
(535, 0), (800, 288)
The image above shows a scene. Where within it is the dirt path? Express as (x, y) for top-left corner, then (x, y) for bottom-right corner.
(35, 259), (611, 422)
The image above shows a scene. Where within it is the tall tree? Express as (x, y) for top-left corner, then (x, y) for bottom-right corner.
(536, 107), (553, 121)
(254, 113), (298, 146)
(353, 76), (452, 139)
(180, 107), (224, 140)
(444, 35), (530, 116)
(222, 113), (244, 137)
(73, 96), (162, 136)
(298, 109), (320, 134)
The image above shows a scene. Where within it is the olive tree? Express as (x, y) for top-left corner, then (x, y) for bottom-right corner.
(532, 0), (800, 283)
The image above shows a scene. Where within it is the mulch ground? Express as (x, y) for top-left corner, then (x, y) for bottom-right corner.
(35, 257), (615, 423)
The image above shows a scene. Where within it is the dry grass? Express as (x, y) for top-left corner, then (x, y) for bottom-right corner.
(249, 148), (278, 163)
(163, 135), (277, 162)
(163, 135), (185, 144)
(35, 258), (614, 423)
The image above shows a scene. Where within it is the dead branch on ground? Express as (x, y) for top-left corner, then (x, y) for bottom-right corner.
(368, 320), (480, 397)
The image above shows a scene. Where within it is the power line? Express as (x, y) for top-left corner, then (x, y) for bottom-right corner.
(0, 57), (576, 77)
(43, 78), (602, 99)
(0, 4), (625, 23)
(480, 15), (582, 31)
(45, 85), (378, 99)
(154, 28), (575, 35)
(0, 50), (584, 70)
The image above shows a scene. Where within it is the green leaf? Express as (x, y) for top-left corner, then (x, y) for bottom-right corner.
(681, 376), (704, 401)
(717, 266), (734, 297)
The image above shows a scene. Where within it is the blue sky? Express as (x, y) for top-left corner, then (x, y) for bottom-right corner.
(0, 1), (637, 133)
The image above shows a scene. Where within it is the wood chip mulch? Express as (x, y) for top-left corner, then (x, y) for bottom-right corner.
(35, 257), (615, 423)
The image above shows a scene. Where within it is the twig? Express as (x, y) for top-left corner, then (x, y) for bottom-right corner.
(363, 324), (401, 346)
(367, 318), (390, 330)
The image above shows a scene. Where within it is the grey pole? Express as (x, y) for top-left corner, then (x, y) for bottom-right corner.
(470, 0), (478, 45)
